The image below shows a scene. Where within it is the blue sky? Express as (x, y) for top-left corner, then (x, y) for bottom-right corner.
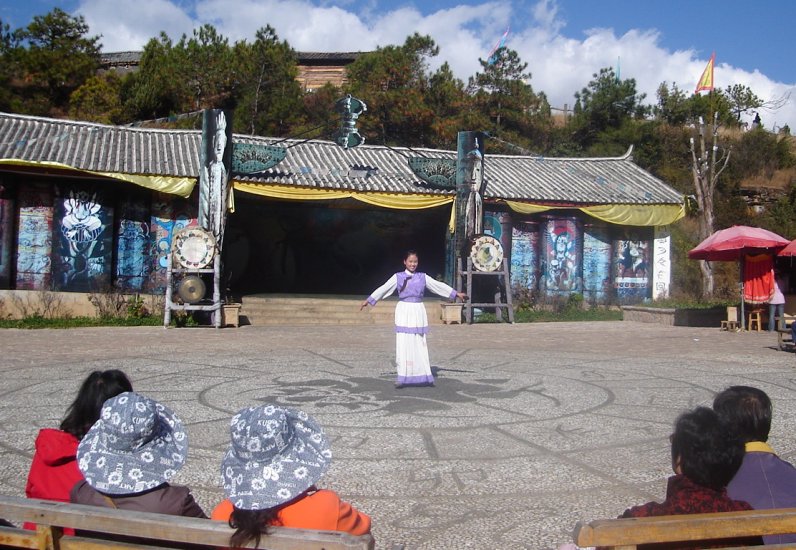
(3, 0), (795, 130)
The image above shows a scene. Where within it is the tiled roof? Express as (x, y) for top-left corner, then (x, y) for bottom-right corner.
(0, 112), (682, 205)
(295, 52), (362, 63)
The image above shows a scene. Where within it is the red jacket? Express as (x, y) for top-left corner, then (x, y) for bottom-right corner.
(25, 428), (83, 533)
(26, 429), (82, 502)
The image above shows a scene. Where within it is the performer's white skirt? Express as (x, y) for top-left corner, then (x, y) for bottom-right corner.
(394, 301), (434, 386)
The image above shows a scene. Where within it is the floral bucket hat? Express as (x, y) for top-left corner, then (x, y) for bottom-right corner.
(222, 404), (332, 510)
(77, 392), (188, 495)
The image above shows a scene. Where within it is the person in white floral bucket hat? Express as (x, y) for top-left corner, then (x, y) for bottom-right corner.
(211, 404), (372, 549)
(70, 392), (206, 519)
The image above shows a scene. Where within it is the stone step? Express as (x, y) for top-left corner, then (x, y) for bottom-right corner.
(239, 294), (449, 326)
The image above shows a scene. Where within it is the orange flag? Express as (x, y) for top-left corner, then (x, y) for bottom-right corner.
(694, 52), (715, 93)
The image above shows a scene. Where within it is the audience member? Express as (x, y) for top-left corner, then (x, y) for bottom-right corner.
(714, 385), (796, 544)
(613, 407), (761, 549)
(25, 369), (132, 532)
(211, 404), (371, 548)
(70, 391), (206, 518)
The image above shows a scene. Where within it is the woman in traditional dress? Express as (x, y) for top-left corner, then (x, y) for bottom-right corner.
(360, 250), (466, 387)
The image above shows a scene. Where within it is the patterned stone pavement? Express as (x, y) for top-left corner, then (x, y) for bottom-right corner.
(1, 321), (795, 549)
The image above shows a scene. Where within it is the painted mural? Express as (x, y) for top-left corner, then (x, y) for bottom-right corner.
(116, 194), (152, 292)
(542, 217), (581, 295)
(0, 187), (13, 289)
(614, 231), (652, 302)
(52, 186), (114, 292)
(148, 193), (198, 292)
(582, 224), (613, 303)
(510, 221), (539, 293)
(484, 210), (513, 265)
(16, 184), (54, 290)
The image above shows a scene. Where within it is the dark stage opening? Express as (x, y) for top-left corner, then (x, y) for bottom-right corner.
(222, 194), (450, 296)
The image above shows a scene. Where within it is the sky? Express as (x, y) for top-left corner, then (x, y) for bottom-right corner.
(3, 0), (795, 132)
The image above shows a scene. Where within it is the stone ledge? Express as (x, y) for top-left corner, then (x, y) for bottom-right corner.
(622, 305), (726, 327)
(622, 306), (675, 325)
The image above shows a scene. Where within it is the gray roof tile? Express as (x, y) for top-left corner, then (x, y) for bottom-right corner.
(0, 112), (683, 206)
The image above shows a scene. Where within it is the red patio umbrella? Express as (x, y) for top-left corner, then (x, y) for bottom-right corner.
(778, 239), (796, 257)
(688, 225), (790, 261)
(688, 225), (789, 329)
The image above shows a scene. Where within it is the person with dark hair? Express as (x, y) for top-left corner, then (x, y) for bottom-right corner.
(360, 250), (466, 388)
(714, 385), (796, 544)
(211, 405), (371, 548)
(616, 407), (761, 549)
(26, 370), (133, 506)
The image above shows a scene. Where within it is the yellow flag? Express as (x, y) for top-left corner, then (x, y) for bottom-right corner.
(694, 52), (715, 93)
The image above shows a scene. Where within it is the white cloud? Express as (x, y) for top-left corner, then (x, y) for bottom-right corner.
(74, 0), (796, 131)
(77, 0), (196, 50)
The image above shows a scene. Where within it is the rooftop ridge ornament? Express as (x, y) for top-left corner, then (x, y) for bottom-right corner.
(408, 157), (457, 189)
(333, 94), (367, 149)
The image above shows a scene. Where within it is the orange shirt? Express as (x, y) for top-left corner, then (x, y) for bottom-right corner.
(211, 489), (371, 536)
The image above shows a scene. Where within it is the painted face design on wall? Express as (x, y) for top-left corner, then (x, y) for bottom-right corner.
(62, 190), (102, 243)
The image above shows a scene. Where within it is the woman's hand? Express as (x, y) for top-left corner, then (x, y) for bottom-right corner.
(359, 301), (369, 311)
(456, 293), (468, 301)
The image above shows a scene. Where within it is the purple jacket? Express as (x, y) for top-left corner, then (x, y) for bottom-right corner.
(727, 443), (796, 545)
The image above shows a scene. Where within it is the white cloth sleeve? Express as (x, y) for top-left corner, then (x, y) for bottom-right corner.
(425, 276), (457, 299)
(368, 274), (398, 304)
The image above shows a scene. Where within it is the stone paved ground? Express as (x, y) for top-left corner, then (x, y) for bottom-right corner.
(1, 321), (795, 549)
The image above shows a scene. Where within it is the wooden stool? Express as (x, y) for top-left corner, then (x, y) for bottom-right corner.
(748, 309), (763, 331)
(720, 320), (738, 331)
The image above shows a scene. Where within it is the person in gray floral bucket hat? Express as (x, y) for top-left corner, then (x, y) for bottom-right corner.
(221, 404), (332, 510)
(76, 391), (188, 495)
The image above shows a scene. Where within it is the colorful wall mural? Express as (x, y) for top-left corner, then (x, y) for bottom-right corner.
(510, 221), (539, 293)
(541, 217), (581, 296)
(116, 193), (152, 292)
(16, 184), (53, 290)
(613, 230), (652, 303)
(582, 223), (613, 303)
(149, 193), (198, 293)
(52, 186), (113, 292)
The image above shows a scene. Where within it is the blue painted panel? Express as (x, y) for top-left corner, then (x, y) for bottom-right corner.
(116, 194), (151, 292)
(510, 221), (538, 291)
(583, 224), (612, 302)
(0, 191), (14, 289)
(15, 184), (53, 290)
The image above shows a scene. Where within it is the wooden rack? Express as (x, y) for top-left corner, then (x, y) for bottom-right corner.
(458, 256), (514, 324)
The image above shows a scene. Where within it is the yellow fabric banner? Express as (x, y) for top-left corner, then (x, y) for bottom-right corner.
(582, 203), (685, 226)
(233, 181), (454, 210)
(0, 159), (197, 197)
(505, 200), (684, 226)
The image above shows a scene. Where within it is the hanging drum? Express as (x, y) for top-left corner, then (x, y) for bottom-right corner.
(172, 227), (216, 269)
(177, 275), (206, 303)
(470, 235), (504, 272)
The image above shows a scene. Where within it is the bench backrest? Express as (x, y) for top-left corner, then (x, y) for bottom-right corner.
(0, 495), (375, 549)
(574, 508), (796, 549)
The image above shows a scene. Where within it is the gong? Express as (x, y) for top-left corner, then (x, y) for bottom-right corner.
(177, 275), (206, 303)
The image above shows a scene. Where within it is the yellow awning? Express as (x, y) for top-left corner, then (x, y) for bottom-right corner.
(0, 159), (196, 198)
(504, 200), (685, 226)
(233, 181), (454, 210)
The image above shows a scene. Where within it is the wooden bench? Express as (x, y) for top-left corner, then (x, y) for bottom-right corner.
(0, 494), (375, 549)
(574, 507), (796, 549)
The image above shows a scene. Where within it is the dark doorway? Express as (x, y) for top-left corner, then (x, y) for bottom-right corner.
(222, 194), (449, 295)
